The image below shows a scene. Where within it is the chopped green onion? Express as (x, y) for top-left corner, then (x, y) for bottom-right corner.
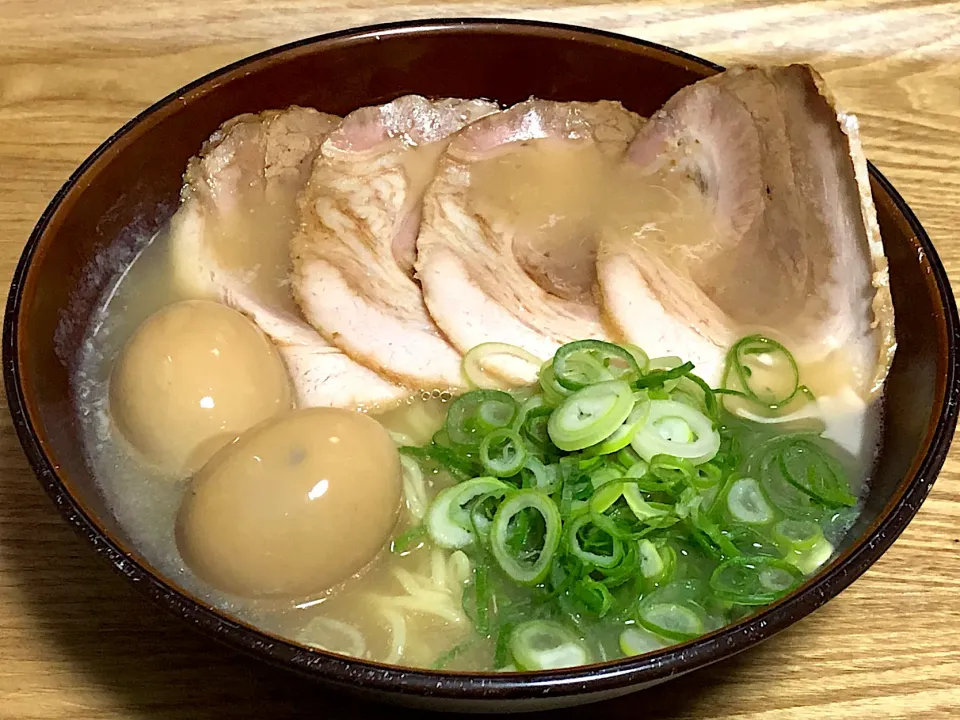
(622, 482), (671, 522)
(587, 464), (623, 488)
(635, 358), (694, 390)
(462, 342), (543, 389)
(710, 555), (803, 605)
(723, 524), (783, 558)
(479, 428), (528, 477)
(778, 439), (857, 507)
(786, 535), (835, 575)
(649, 454), (696, 487)
(432, 640), (477, 670)
(616, 445), (642, 469)
(693, 462), (723, 489)
(656, 416), (693, 443)
(426, 477), (512, 549)
(721, 334), (804, 409)
(589, 481), (626, 513)
(390, 525), (425, 554)
(750, 435), (857, 510)
(675, 485), (703, 519)
(490, 490), (562, 584)
(625, 457), (649, 479)
(399, 443), (479, 480)
(548, 380), (635, 451)
(649, 355), (683, 372)
(567, 514), (624, 569)
(638, 602), (704, 641)
(509, 620), (589, 670)
(632, 400), (720, 465)
(686, 511), (742, 560)
(462, 563), (491, 635)
(638, 539), (664, 578)
(552, 339), (641, 390)
(773, 518), (823, 553)
(493, 623), (515, 669)
(539, 361), (571, 406)
(520, 455), (559, 492)
(619, 626), (669, 656)
(397, 335), (859, 670)
(623, 344), (651, 373)
(512, 393), (547, 431)
(446, 390), (518, 448)
(726, 477), (775, 525)
(571, 576), (615, 617)
(520, 405), (553, 449)
(581, 400), (650, 457)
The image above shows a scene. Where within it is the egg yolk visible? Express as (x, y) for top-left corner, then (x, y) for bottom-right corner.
(109, 299), (292, 474)
(175, 407), (402, 599)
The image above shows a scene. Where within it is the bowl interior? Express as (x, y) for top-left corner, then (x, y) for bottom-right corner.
(5, 19), (955, 709)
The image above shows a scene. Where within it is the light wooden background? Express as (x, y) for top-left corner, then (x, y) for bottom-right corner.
(2, 1), (959, 718)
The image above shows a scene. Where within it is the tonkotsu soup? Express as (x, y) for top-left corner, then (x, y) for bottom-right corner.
(75, 66), (894, 673)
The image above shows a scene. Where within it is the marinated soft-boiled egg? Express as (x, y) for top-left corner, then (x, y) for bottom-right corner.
(109, 299), (292, 474)
(175, 407), (402, 599)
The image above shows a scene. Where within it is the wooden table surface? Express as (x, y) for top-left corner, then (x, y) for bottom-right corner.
(2, 1), (959, 718)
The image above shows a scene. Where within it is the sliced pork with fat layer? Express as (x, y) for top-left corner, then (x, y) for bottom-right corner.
(598, 64), (894, 398)
(170, 107), (407, 410)
(292, 96), (499, 390)
(416, 100), (643, 379)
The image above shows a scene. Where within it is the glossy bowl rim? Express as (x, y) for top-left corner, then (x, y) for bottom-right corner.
(4, 17), (959, 701)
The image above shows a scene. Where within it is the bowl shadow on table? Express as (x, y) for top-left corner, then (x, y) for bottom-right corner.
(0, 397), (769, 719)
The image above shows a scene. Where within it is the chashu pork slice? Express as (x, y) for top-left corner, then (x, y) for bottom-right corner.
(292, 96), (499, 390)
(598, 64), (895, 399)
(415, 100), (643, 380)
(170, 106), (407, 410)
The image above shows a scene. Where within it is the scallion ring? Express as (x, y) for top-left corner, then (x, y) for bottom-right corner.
(490, 489), (562, 585)
(552, 339), (641, 390)
(538, 361), (571, 407)
(721, 334), (803, 409)
(623, 344), (650, 373)
(509, 620), (589, 671)
(581, 399), (650, 457)
(622, 483), (672, 522)
(631, 400), (720, 465)
(637, 539), (666, 579)
(520, 455), (559, 492)
(479, 428), (528, 478)
(462, 342), (543, 389)
(619, 626), (669, 656)
(566, 514), (624, 569)
(635, 356), (694, 390)
(773, 518), (823, 553)
(445, 389), (518, 448)
(726, 477), (775, 525)
(638, 602), (704, 642)
(426, 477), (513, 549)
(548, 380), (635, 451)
(710, 555), (803, 605)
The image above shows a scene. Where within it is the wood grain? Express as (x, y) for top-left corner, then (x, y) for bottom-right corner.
(2, 1), (959, 718)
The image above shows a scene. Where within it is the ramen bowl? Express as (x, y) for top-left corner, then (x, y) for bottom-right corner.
(4, 18), (958, 713)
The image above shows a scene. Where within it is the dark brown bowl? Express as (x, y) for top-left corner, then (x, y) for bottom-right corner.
(4, 18), (958, 713)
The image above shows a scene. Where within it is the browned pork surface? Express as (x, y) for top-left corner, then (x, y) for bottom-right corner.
(415, 99), (642, 380)
(170, 107), (407, 410)
(598, 64), (894, 396)
(292, 96), (498, 389)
